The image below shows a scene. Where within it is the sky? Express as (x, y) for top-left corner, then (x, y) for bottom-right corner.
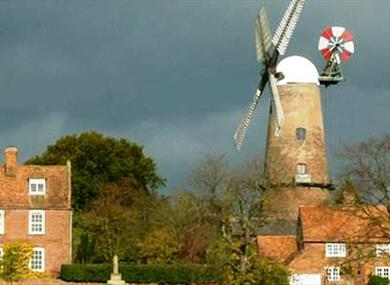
(0, 0), (388, 192)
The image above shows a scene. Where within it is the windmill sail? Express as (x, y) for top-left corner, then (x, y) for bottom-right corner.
(255, 7), (272, 63)
(234, 0), (304, 151)
(234, 72), (269, 150)
(268, 73), (284, 136)
(272, 0), (306, 55)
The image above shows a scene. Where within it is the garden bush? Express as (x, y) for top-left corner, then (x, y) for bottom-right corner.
(61, 263), (223, 284)
(368, 275), (390, 285)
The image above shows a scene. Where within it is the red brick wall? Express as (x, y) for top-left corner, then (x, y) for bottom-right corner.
(263, 187), (330, 225)
(265, 84), (329, 186)
(0, 209), (71, 275)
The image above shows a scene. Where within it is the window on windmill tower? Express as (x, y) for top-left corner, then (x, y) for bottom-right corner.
(296, 163), (307, 175)
(296, 127), (307, 142)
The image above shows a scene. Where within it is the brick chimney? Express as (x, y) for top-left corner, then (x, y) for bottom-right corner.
(5, 147), (18, 177)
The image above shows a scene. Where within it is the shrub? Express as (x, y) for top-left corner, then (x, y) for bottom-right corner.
(368, 275), (390, 285)
(1, 241), (33, 282)
(61, 263), (223, 284)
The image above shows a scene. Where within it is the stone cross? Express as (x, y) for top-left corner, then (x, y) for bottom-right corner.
(113, 254), (119, 275)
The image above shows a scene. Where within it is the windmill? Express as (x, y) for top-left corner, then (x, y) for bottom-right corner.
(318, 26), (355, 86)
(234, 0), (306, 151)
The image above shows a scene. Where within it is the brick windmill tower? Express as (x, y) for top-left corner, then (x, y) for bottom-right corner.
(234, 1), (354, 234)
(262, 56), (332, 233)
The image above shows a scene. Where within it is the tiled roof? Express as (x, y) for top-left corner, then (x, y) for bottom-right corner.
(299, 205), (389, 242)
(0, 164), (71, 209)
(257, 235), (297, 263)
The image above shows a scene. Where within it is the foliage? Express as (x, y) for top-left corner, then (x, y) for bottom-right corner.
(138, 227), (179, 264)
(257, 258), (290, 285)
(60, 263), (223, 284)
(226, 254), (289, 285)
(368, 275), (390, 285)
(0, 241), (46, 282)
(2, 241), (33, 282)
(74, 178), (170, 263)
(170, 189), (215, 263)
(25, 131), (165, 211)
(207, 240), (289, 285)
(184, 154), (284, 284)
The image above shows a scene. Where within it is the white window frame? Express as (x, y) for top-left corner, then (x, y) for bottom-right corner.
(0, 247), (3, 261)
(325, 266), (340, 281)
(0, 210), (4, 234)
(326, 266), (341, 281)
(28, 178), (46, 195)
(375, 267), (390, 279)
(376, 244), (390, 257)
(29, 247), (45, 272)
(28, 210), (45, 235)
(325, 243), (347, 257)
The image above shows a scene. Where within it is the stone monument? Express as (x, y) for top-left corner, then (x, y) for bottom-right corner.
(107, 255), (126, 285)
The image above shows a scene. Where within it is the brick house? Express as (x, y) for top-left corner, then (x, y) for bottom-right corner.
(258, 205), (390, 285)
(0, 147), (72, 276)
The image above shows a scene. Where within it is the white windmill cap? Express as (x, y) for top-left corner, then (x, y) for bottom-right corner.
(276, 55), (319, 86)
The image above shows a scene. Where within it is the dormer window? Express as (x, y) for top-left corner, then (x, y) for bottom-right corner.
(29, 179), (46, 195)
(325, 243), (347, 257)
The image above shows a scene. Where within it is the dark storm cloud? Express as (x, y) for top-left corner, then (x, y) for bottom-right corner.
(0, 1), (388, 191)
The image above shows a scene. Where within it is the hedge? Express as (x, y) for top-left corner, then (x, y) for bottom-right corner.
(368, 275), (390, 285)
(60, 264), (223, 284)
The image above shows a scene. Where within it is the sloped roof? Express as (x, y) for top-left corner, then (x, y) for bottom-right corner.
(299, 205), (389, 242)
(0, 164), (71, 209)
(257, 235), (297, 263)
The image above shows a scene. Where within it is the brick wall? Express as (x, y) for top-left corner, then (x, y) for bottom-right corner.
(265, 84), (329, 186)
(0, 209), (72, 275)
(262, 187), (330, 233)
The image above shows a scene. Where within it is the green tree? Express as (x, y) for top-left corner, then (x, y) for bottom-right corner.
(74, 178), (169, 263)
(138, 227), (179, 264)
(25, 131), (165, 211)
